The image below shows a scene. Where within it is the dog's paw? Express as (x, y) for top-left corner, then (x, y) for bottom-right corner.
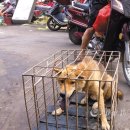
(90, 95), (97, 100)
(52, 108), (64, 116)
(92, 102), (98, 110)
(80, 98), (86, 105)
(102, 120), (110, 130)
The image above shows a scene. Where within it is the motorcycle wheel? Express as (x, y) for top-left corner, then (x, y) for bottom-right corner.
(47, 17), (61, 31)
(122, 42), (130, 86)
(69, 27), (82, 45)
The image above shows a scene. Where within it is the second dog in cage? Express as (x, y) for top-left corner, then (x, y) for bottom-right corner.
(52, 56), (123, 130)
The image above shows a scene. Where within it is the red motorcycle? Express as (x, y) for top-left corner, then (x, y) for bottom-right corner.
(68, 0), (89, 45)
(55, 0), (89, 45)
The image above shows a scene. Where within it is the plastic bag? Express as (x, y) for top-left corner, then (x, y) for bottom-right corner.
(93, 4), (111, 35)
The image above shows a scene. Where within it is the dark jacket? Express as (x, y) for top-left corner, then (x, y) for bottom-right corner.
(91, 0), (109, 10)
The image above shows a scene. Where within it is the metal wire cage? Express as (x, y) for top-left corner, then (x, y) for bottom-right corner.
(22, 50), (120, 130)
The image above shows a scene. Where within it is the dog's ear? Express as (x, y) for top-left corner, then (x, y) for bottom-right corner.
(74, 69), (84, 79)
(53, 67), (62, 74)
(75, 71), (85, 79)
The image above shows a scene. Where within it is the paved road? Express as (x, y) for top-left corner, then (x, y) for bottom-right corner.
(0, 25), (130, 130)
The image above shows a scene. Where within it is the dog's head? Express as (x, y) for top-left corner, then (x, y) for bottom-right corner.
(54, 65), (86, 98)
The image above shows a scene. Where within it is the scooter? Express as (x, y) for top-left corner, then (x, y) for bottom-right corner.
(46, 2), (70, 31)
(103, 0), (130, 85)
(67, 0), (89, 45)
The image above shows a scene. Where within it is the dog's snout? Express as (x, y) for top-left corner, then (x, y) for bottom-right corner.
(60, 93), (65, 98)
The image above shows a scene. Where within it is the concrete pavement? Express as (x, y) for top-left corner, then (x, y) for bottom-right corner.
(0, 25), (130, 130)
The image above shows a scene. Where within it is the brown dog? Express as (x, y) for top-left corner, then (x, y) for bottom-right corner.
(52, 56), (123, 130)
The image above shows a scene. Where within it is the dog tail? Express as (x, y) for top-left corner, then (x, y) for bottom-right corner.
(117, 89), (123, 100)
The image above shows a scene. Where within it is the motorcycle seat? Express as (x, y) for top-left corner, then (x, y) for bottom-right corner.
(72, 2), (89, 12)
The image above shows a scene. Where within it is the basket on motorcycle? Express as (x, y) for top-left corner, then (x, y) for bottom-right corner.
(56, 0), (71, 5)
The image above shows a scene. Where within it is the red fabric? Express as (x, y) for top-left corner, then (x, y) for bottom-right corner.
(78, 0), (85, 3)
(93, 4), (111, 35)
(47, 2), (54, 7)
(36, 2), (45, 5)
(56, 0), (70, 5)
(34, 10), (42, 17)
(4, 15), (12, 25)
(36, 1), (54, 7)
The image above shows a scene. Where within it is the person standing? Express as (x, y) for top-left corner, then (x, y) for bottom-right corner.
(79, 0), (109, 58)
(0, 0), (16, 16)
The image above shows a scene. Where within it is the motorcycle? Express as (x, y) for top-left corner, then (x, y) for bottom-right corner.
(55, 0), (130, 85)
(67, 0), (89, 45)
(46, 2), (70, 31)
(103, 0), (130, 85)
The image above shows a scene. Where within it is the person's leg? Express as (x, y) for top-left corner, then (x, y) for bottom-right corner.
(77, 4), (106, 61)
(4, 5), (14, 14)
(79, 27), (95, 59)
(81, 27), (95, 50)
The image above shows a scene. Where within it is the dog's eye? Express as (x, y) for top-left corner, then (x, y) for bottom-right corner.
(78, 76), (84, 79)
(70, 81), (75, 84)
(59, 80), (64, 84)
